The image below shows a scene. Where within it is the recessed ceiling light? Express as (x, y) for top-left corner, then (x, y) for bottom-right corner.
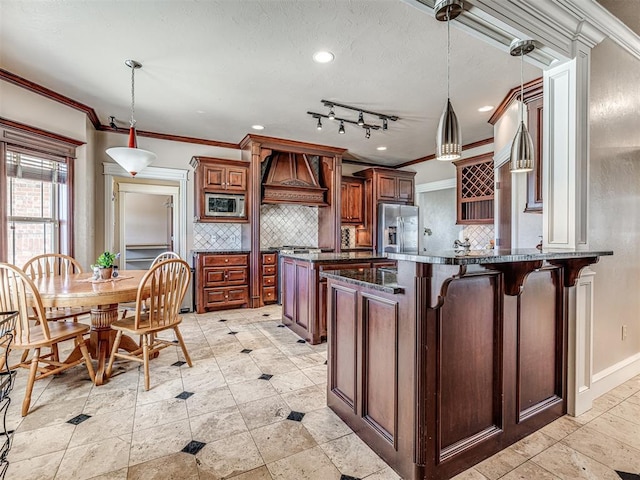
(376, 146), (387, 151)
(313, 51), (335, 63)
(196, 110), (205, 114)
(478, 105), (494, 112)
(252, 125), (265, 130)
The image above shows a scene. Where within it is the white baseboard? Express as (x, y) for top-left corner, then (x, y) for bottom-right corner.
(590, 352), (640, 399)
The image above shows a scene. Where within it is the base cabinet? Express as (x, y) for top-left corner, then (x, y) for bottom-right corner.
(327, 260), (568, 480)
(195, 253), (249, 313)
(261, 252), (278, 304)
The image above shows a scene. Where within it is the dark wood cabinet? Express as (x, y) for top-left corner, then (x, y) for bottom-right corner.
(454, 153), (494, 225)
(190, 157), (250, 223)
(195, 252), (249, 313)
(341, 177), (364, 224)
(261, 252), (278, 304)
(353, 167), (416, 251)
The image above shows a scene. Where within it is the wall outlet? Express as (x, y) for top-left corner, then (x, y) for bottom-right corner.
(622, 324), (628, 340)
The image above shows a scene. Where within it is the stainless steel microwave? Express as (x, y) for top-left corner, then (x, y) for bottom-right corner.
(204, 193), (246, 218)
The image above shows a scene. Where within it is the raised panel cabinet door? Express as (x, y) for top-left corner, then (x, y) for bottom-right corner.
(226, 267), (248, 285)
(377, 175), (398, 201)
(204, 267), (226, 287)
(397, 177), (414, 203)
(203, 164), (226, 190)
(348, 182), (363, 224)
(282, 259), (296, 324)
(341, 182), (350, 223)
(226, 167), (248, 191)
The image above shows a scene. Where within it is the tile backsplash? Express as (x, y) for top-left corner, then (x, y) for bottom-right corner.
(341, 226), (356, 249)
(461, 224), (495, 250)
(260, 204), (318, 248)
(193, 223), (242, 250)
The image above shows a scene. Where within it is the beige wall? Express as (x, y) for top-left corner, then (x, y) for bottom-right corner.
(589, 36), (640, 372)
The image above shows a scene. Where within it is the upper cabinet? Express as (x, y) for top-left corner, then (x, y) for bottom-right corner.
(524, 94), (543, 213)
(190, 157), (250, 223)
(375, 172), (414, 203)
(454, 153), (494, 225)
(198, 159), (248, 192)
(341, 177), (364, 224)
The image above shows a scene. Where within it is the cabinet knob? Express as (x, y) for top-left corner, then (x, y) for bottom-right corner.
(225, 259), (229, 262)
(225, 295), (229, 299)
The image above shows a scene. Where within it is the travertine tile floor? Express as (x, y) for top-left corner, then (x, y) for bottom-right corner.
(4, 306), (640, 480)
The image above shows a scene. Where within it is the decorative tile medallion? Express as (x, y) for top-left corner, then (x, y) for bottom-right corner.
(175, 391), (194, 400)
(172, 361), (187, 367)
(182, 440), (207, 455)
(287, 411), (305, 422)
(67, 414), (91, 425)
(258, 374), (273, 381)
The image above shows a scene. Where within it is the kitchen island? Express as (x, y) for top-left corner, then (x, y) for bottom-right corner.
(322, 248), (612, 480)
(280, 251), (395, 344)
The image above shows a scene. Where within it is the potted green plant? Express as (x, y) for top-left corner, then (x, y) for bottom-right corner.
(93, 251), (120, 280)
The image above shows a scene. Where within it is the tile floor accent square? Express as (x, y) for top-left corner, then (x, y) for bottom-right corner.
(219, 319), (227, 322)
(259, 374), (273, 380)
(324, 360), (327, 365)
(241, 349), (252, 354)
(262, 313), (270, 317)
(287, 411), (305, 422)
(175, 391), (194, 400)
(277, 324), (285, 328)
(229, 331), (238, 335)
(67, 414), (91, 425)
(172, 360), (187, 367)
(181, 440), (207, 455)
(297, 339), (306, 344)
(340, 476), (361, 480)
(172, 339), (179, 344)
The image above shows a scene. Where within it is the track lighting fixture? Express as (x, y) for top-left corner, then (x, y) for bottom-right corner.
(307, 100), (398, 138)
(435, 0), (463, 161)
(109, 116), (117, 129)
(509, 39), (536, 173)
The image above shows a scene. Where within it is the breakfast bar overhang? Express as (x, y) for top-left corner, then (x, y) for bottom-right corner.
(322, 248), (613, 480)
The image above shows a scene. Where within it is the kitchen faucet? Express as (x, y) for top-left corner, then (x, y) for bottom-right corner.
(453, 237), (471, 251)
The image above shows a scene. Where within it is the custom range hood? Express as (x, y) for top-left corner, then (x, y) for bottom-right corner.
(261, 151), (328, 206)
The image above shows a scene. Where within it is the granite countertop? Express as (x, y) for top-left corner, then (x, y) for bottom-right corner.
(388, 248), (613, 265)
(279, 251), (389, 263)
(321, 268), (404, 294)
(190, 249), (251, 255)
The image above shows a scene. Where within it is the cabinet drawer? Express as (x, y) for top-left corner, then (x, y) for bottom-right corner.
(263, 286), (277, 303)
(263, 275), (276, 287)
(263, 265), (276, 276)
(202, 254), (248, 267)
(262, 253), (277, 265)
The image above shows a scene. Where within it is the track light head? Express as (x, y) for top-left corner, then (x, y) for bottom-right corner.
(316, 118), (323, 130)
(357, 111), (364, 126)
(109, 116), (117, 129)
(328, 107), (336, 120)
(382, 118), (388, 130)
(365, 128), (371, 139)
(338, 121), (345, 134)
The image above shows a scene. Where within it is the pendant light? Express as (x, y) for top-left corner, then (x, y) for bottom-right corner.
(509, 40), (536, 173)
(435, 0), (463, 161)
(106, 60), (156, 177)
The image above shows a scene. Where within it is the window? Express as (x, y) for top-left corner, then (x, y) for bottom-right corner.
(5, 150), (69, 266)
(0, 119), (82, 265)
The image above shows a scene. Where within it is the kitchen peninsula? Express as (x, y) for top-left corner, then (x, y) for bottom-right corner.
(322, 248), (612, 480)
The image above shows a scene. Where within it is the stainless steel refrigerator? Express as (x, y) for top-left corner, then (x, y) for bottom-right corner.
(377, 203), (419, 254)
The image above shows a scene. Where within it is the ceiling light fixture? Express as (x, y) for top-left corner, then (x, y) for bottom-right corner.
(252, 124), (265, 130)
(509, 39), (536, 173)
(316, 118), (323, 130)
(308, 100), (398, 138)
(377, 146), (387, 151)
(365, 128), (371, 139)
(357, 111), (365, 126)
(338, 121), (345, 134)
(434, 0), (463, 161)
(313, 51), (335, 63)
(478, 105), (494, 112)
(382, 118), (388, 130)
(105, 60), (156, 177)
(108, 116), (117, 129)
(328, 106), (336, 120)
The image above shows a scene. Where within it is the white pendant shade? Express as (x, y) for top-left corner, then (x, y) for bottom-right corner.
(106, 146), (156, 177)
(509, 121), (534, 173)
(436, 99), (462, 161)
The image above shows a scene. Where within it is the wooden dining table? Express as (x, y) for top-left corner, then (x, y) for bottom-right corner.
(32, 270), (150, 385)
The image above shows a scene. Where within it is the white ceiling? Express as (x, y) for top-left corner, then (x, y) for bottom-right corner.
(0, 0), (541, 166)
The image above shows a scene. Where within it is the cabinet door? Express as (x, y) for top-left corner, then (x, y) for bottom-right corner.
(226, 167), (248, 191)
(525, 97), (543, 213)
(348, 183), (363, 224)
(203, 165), (226, 190)
(397, 177), (414, 202)
(377, 175), (398, 201)
(340, 182), (350, 223)
(204, 267), (226, 287)
(226, 267), (248, 285)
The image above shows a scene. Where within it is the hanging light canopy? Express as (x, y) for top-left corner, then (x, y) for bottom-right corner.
(509, 39), (536, 173)
(435, 0), (463, 161)
(106, 60), (156, 177)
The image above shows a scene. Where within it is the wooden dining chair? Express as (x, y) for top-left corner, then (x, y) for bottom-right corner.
(0, 263), (95, 416)
(23, 254), (92, 322)
(106, 258), (192, 390)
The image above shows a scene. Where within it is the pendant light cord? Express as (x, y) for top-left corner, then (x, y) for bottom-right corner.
(130, 64), (136, 128)
(519, 49), (524, 123)
(447, 9), (451, 100)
